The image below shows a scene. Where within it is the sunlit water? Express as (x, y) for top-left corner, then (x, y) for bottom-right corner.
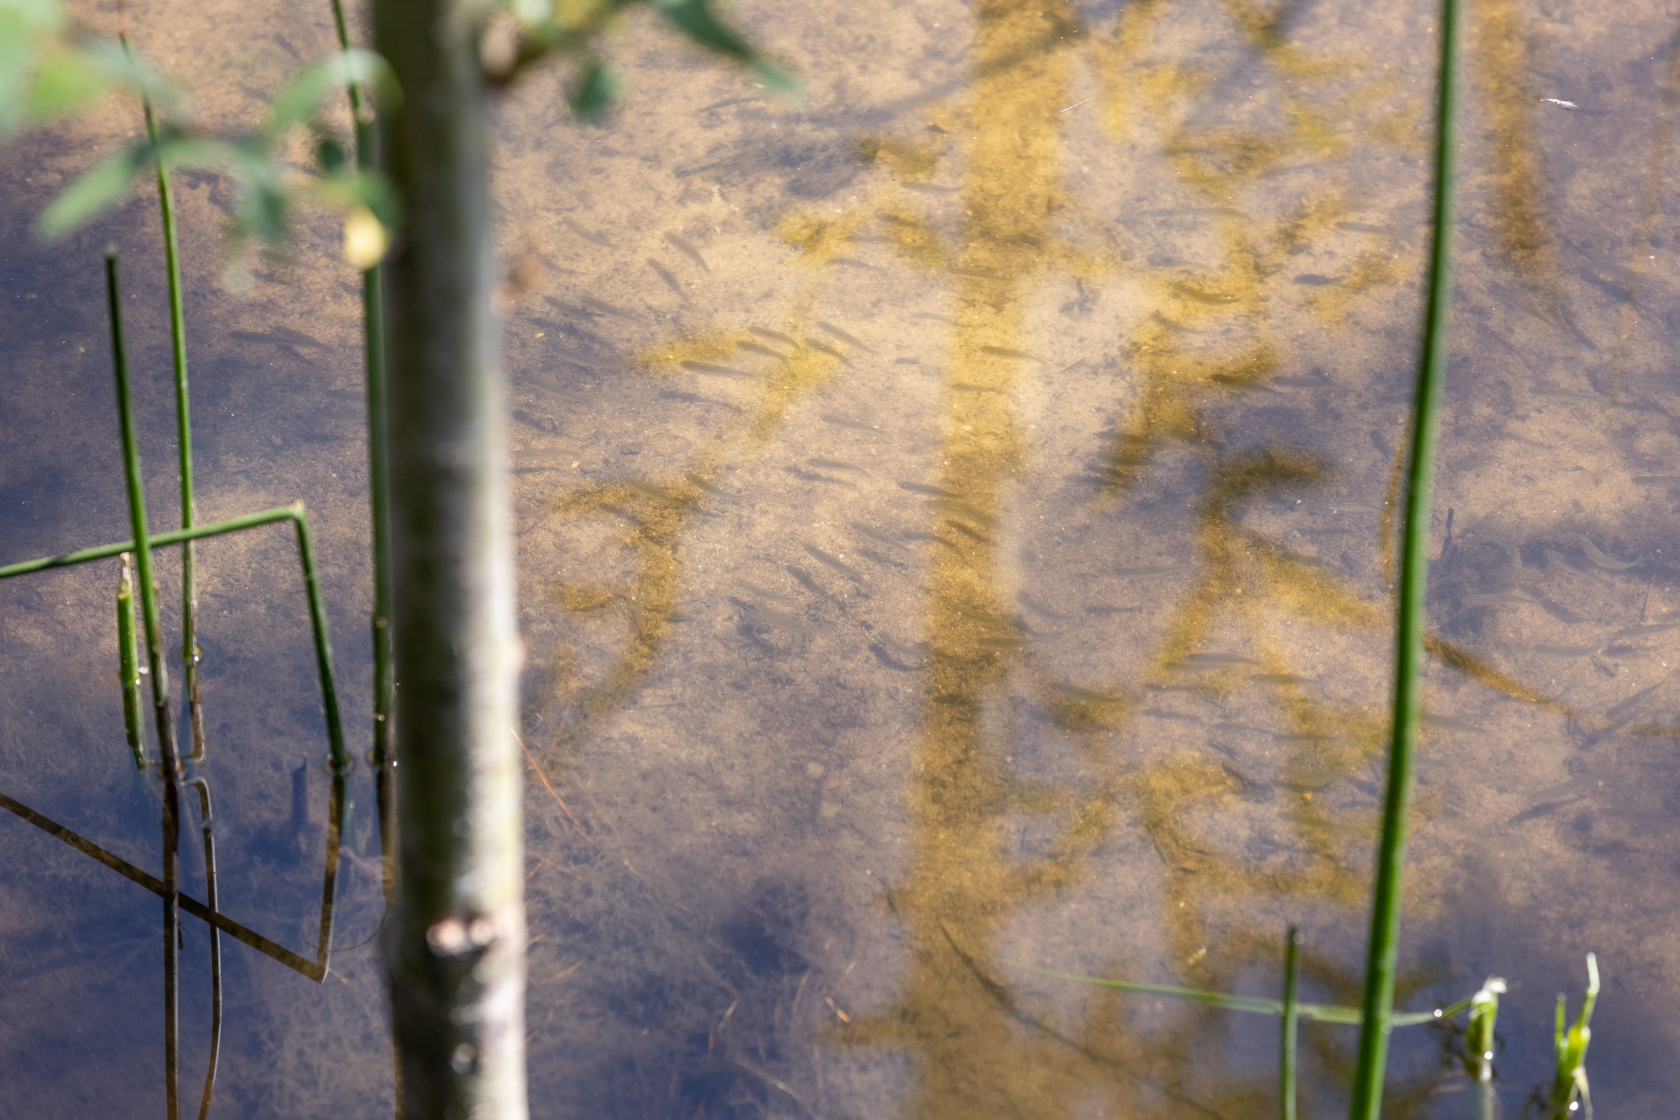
(5, 0), (1680, 1116)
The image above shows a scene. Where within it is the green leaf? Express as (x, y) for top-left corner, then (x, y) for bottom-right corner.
(77, 35), (185, 118)
(646, 0), (798, 96)
(0, 0), (66, 135)
(36, 143), (147, 238)
(567, 56), (616, 116)
(23, 46), (107, 118)
(265, 48), (399, 139)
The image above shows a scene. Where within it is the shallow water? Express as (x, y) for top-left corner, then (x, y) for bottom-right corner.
(5, 0), (1680, 1116)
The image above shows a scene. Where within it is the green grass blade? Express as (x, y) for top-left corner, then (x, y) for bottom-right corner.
(1348, 0), (1465, 1112)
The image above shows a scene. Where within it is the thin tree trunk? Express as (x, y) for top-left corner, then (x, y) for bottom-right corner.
(373, 1), (526, 1116)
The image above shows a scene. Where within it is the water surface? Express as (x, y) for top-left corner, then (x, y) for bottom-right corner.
(4, 0), (1680, 1116)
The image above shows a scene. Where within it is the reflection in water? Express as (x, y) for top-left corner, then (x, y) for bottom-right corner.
(0, 771), (351, 1115)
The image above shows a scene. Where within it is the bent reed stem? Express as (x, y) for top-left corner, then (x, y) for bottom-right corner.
(1, 500), (347, 777)
(1348, 0), (1465, 1113)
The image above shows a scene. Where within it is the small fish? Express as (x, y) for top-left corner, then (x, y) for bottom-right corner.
(803, 544), (868, 583)
(805, 339), (853, 365)
(1482, 535), (1524, 571)
(660, 390), (741, 413)
(1527, 776), (1602, 808)
(1292, 274), (1336, 286)
(899, 481), (961, 499)
(1543, 548), (1592, 577)
(529, 382), (586, 406)
(790, 464), (858, 488)
(949, 266), (1009, 281)
(684, 472), (739, 501)
(1334, 221), (1394, 235)
(646, 258), (687, 299)
(978, 635), (1037, 649)
(1328, 499), (1383, 513)
(1170, 282), (1238, 304)
(953, 604), (1008, 625)
(880, 635), (930, 660)
(1632, 476), (1680, 487)
(1465, 592), (1534, 606)
(231, 328), (329, 351)
(1581, 537), (1637, 570)
(1271, 377), (1330, 389)
(943, 519), (994, 545)
(1251, 673), (1316, 685)
(809, 458), (869, 475)
(1172, 653), (1260, 670)
(625, 479), (687, 506)
(979, 345), (1046, 363)
(822, 414), (882, 432)
(513, 447), (574, 464)
(680, 361), (756, 379)
(1016, 590), (1074, 621)
(816, 321), (874, 352)
(951, 382), (1005, 394)
(1114, 565), (1178, 576)
(1606, 675), (1672, 719)
(930, 499), (1000, 529)
(901, 182), (960, 193)
(846, 524), (906, 556)
(750, 327), (800, 349)
(1538, 97), (1579, 110)
(750, 604), (820, 634)
(1610, 620), (1680, 639)
(1050, 682), (1123, 704)
(736, 579), (796, 603)
(910, 312), (958, 325)
(738, 341), (782, 359)
(553, 344), (618, 371)
(580, 295), (644, 322)
(1534, 643), (1602, 657)
(664, 232), (710, 272)
(1420, 713), (1482, 734)
(563, 217), (613, 247)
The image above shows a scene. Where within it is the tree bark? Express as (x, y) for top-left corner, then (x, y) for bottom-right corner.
(373, 1), (526, 1117)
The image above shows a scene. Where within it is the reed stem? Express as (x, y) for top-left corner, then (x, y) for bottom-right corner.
(1282, 926), (1301, 1120)
(1, 506), (301, 579)
(4, 501), (346, 776)
(290, 504), (350, 776)
(106, 247), (183, 1119)
(118, 552), (148, 768)
(105, 249), (178, 774)
(131, 33), (204, 762)
(329, 0), (397, 817)
(1007, 957), (1477, 1027)
(186, 778), (222, 1120)
(1349, 0), (1464, 1112)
